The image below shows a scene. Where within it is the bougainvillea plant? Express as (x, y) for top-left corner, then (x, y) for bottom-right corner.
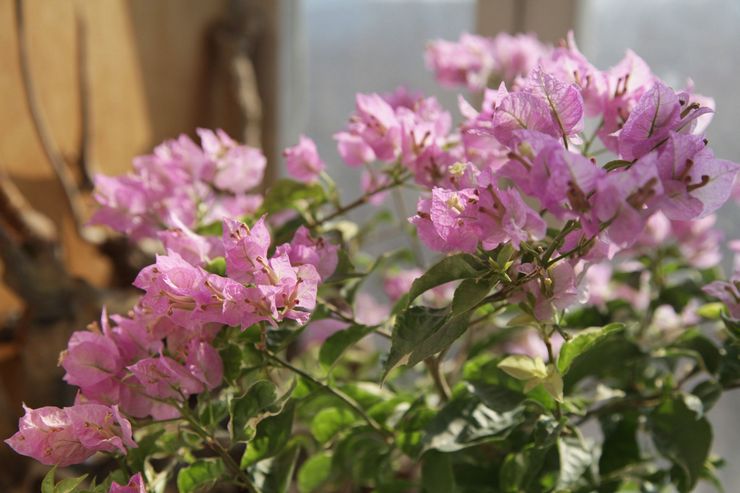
(7, 31), (740, 493)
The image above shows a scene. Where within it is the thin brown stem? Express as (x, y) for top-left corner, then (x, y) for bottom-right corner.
(14, 0), (89, 234)
(264, 352), (391, 439)
(425, 356), (451, 403)
(313, 172), (410, 227)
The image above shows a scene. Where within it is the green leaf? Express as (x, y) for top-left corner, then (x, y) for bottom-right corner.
(599, 413), (640, 476)
(310, 407), (358, 443)
(422, 394), (526, 453)
(41, 467), (56, 493)
(229, 380), (280, 441)
(332, 428), (390, 484)
(691, 380), (722, 413)
(721, 312), (740, 338)
(241, 401), (296, 467)
(557, 323), (623, 375)
(500, 443), (553, 493)
(176, 459), (226, 493)
(220, 343), (246, 384)
(697, 302), (725, 320)
(557, 435), (594, 489)
(250, 446), (300, 493)
(649, 395), (712, 492)
(407, 254), (484, 306)
(383, 307), (471, 380)
(297, 452), (333, 493)
(260, 179), (326, 214)
(451, 277), (495, 316)
(557, 324), (641, 390)
(498, 355), (548, 381)
(124, 429), (165, 474)
(673, 329), (721, 374)
(719, 339), (740, 387)
(603, 159), (631, 171)
(319, 324), (374, 369)
(540, 366), (564, 403)
(55, 475), (88, 493)
(204, 256), (226, 276)
(421, 451), (458, 493)
(465, 355), (557, 413)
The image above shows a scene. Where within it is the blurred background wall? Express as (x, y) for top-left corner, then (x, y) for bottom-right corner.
(1, 0), (738, 490)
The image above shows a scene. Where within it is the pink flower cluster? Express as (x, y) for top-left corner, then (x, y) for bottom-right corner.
(5, 404), (135, 467)
(58, 218), (335, 422)
(704, 241), (740, 320)
(425, 32), (549, 90)
(283, 135), (326, 183)
(91, 129), (265, 240)
(403, 32), (740, 320)
(334, 88), (460, 192)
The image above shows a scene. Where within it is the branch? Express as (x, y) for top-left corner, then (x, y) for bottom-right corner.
(264, 351), (391, 439)
(14, 0), (89, 234)
(312, 172), (411, 227)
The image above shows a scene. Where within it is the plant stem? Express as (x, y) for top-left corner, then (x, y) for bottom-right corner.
(425, 356), (451, 403)
(582, 118), (604, 156)
(541, 220), (578, 266)
(391, 187), (426, 268)
(313, 171), (410, 227)
(542, 327), (562, 420)
(264, 352), (391, 439)
(181, 407), (259, 493)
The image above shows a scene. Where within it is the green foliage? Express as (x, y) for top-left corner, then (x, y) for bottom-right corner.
(241, 401), (296, 467)
(319, 324), (374, 369)
(177, 459), (226, 493)
(260, 179), (327, 215)
(649, 395), (712, 492)
(383, 306), (471, 378)
(406, 253), (485, 305)
(297, 452), (333, 493)
(53, 157), (739, 493)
